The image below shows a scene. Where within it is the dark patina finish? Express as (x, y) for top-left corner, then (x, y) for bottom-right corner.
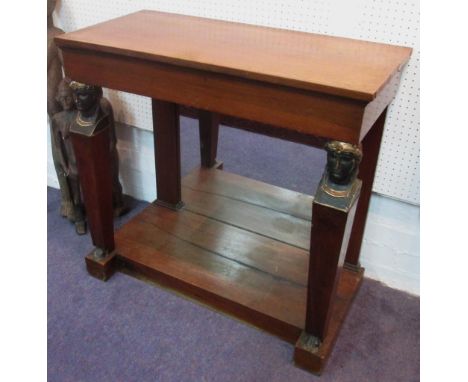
(50, 78), (86, 234)
(47, 0), (74, 220)
(47, 0), (64, 118)
(314, 141), (363, 211)
(324, 141), (362, 185)
(69, 81), (127, 218)
(48, 1), (127, 234)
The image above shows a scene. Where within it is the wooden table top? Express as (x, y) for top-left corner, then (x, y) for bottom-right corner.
(56, 10), (411, 102)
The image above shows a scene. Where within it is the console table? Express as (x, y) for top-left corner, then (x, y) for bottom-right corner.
(55, 10), (411, 375)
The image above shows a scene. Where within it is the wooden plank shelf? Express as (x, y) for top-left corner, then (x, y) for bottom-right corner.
(114, 167), (363, 346)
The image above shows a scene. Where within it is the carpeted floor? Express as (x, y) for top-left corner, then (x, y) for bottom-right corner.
(48, 121), (419, 381)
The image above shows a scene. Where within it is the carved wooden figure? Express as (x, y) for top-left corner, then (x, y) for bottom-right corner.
(50, 78), (86, 234)
(47, 0), (64, 118)
(47, 0), (74, 218)
(48, 1), (127, 233)
(51, 79), (128, 234)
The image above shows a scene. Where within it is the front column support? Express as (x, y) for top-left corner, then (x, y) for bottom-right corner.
(69, 82), (117, 281)
(294, 141), (362, 374)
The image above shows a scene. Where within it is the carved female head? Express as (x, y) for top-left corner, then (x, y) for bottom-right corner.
(47, 0), (57, 18)
(324, 141), (362, 185)
(56, 78), (75, 111)
(70, 82), (102, 112)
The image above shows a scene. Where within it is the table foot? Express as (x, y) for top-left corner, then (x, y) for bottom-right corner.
(85, 249), (118, 281)
(294, 331), (324, 375)
(153, 200), (185, 211)
(294, 266), (364, 375)
(344, 261), (362, 273)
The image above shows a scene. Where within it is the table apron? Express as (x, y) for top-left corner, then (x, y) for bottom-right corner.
(60, 48), (386, 145)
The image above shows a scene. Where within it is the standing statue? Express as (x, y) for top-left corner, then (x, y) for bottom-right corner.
(51, 79), (127, 234)
(48, 0), (76, 220)
(47, 0), (64, 117)
(50, 78), (88, 234)
(48, 2), (128, 233)
(69, 81), (127, 217)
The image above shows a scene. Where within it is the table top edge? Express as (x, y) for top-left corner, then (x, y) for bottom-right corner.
(55, 10), (413, 102)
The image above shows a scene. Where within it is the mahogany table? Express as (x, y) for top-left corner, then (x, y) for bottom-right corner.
(55, 10), (411, 375)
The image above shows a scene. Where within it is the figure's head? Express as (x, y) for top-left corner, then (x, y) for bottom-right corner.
(324, 141), (362, 185)
(47, 0), (57, 18)
(70, 81), (102, 112)
(56, 78), (74, 111)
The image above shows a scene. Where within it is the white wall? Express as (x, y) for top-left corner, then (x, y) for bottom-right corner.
(362, 195), (419, 295)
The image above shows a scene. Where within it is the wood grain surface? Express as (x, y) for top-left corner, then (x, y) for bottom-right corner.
(55, 10), (411, 101)
(59, 48), (368, 143)
(114, 167), (362, 344)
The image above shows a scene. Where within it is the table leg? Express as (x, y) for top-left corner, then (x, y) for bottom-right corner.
(199, 110), (222, 168)
(294, 140), (362, 373)
(71, 127), (116, 281)
(305, 200), (359, 339)
(152, 99), (184, 210)
(344, 108), (387, 269)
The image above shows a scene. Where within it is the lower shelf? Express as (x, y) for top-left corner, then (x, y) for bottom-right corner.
(113, 166), (363, 370)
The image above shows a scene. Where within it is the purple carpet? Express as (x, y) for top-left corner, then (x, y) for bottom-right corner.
(48, 120), (419, 381)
